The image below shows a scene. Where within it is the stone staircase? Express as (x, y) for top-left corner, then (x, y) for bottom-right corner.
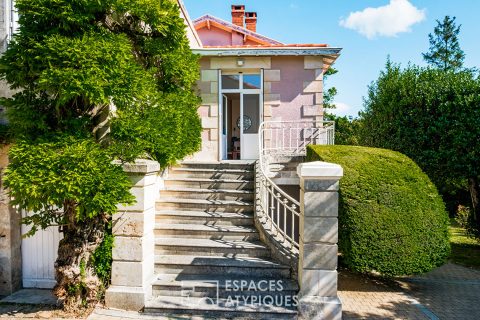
(144, 161), (298, 319)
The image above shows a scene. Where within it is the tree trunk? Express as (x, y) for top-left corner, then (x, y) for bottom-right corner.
(468, 176), (480, 237)
(53, 210), (106, 310)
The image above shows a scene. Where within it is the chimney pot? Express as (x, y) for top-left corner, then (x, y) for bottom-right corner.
(231, 5), (245, 28)
(245, 12), (257, 33)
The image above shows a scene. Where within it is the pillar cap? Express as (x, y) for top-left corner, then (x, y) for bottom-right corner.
(114, 159), (160, 174)
(297, 161), (343, 179)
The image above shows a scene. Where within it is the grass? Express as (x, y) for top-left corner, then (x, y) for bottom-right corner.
(449, 219), (480, 269)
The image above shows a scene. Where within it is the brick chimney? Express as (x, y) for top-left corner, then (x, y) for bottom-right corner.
(231, 5), (245, 28)
(245, 12), (257, 32)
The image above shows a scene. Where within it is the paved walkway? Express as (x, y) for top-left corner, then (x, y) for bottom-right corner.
(339, 263), (480, 320)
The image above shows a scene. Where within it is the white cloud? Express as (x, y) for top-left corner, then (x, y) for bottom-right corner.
(331, 102), (355, 117)
(339, 0), (426, 39)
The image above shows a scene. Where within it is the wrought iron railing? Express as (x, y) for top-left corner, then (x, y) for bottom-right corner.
(256, 120), (335, 252)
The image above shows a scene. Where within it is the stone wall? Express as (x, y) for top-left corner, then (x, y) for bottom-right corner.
(0, 144), (22, 296)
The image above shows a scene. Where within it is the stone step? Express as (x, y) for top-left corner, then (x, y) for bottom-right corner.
(154, 255), (291, 278)
(151, 273), (298, 299)
(170, 167), (254, 180)
(179, 161), (255, 171)
(155, 237), (270, 257)
(154, 224), (259, 241)
(156, 210), (254, 226)
(156, 198), (254, 213)
(268, 163), (300, 172)
(145, 296), (297, 320)
(264, 155), (304, 164)
(164, 178), (254, 191)
(161, 187), (254, 201)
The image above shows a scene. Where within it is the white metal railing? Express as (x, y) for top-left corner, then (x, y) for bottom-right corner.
(256, 120), (335, 252)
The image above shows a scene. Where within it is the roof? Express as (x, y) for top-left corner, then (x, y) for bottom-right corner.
(194, 14), (283, 46)
(193, 46), (341, 72)
(192, 11), (342, 68)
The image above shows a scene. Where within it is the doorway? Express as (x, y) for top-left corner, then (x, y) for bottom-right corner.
(219, 72), (263, 160)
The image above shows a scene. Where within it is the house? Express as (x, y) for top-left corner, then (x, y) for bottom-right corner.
(180, 3), (341, 161)
(1, 2), (343, 319)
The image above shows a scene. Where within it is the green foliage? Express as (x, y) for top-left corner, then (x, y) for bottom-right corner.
(307, 145), (451, 276)
(91, 228), (114, 286)
(360, 62), (480, 190)
(323, 67), (338, 110)
(4, 136), (135, 235)
(109, 91), (202, 167)
(0, 0), (201, 162)
(359, 61), (480, 236)
(0, 0), (201, 307)
(324, 114), (361, 145)
(423, 16), (465, 72)
(455, 205), (471, 230)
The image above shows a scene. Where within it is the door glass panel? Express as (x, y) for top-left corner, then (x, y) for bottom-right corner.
(242, 94), (260, 134)
(222, 75), (240, 89)
(243, 74), (261, 90)
(222, 96), (227, 135)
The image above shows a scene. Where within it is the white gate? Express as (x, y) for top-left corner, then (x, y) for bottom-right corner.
(21, 217), (62, 289)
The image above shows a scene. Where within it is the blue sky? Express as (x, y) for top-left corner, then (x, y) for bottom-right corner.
(183, 0), (480, 117)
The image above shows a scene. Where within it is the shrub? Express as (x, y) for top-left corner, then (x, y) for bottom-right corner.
(455, 205), (471, 229)
(307, 145), (450, 276)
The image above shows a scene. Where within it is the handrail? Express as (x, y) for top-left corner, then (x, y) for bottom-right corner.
(255, 120), (335, 252)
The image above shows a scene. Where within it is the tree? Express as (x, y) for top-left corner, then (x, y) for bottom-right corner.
(0, 0), (201, 309)
(323, 67), (338, 110)
(322, 68), (362, 145)
(423, 16), (465, 72)
(325, 114), (361, 145)
(359, 61), (480, 239)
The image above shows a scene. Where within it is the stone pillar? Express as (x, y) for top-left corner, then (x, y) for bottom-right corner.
(0, 145), (22, 296)
(296, 161), (343, 320)
(105, 160), (160, 311)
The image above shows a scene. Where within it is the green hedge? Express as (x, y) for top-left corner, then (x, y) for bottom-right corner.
(307, 145), (450, 276)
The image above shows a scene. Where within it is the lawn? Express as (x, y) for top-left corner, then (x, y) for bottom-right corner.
(449, 219), (480, 269)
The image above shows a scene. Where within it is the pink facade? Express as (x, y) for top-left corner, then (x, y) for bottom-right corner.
(186, 6), (340, 161)
(270, 57), (316, 121)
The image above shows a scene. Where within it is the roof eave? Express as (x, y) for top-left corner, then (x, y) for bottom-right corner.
(192, 47), (342, 57)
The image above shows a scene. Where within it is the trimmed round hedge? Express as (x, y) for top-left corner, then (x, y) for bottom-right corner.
(307, 145), (450, 276)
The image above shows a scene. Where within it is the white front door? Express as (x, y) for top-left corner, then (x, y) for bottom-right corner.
(219, 72), (263, 160)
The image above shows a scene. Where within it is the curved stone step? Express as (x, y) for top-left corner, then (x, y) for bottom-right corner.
(154, 255), (291, 278)
(151, 273), (298, 298)
(179, 161), (255, 171)
(156, 210), (254, 226)
(164, 178), (254, 191)
(161, 187), (254, 201)
(155, 223), (259, 241)
(170, 167), (254, 180)
(155, 237), (270, 257)
(145, 295), (297, 319)
(156, 198), (254, 213)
